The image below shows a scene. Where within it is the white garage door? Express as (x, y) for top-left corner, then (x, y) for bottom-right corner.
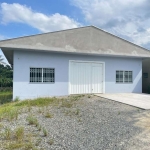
(69, 61), (104, 94)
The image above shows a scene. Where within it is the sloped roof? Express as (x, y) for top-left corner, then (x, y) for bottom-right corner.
(0, 25), (150, 64)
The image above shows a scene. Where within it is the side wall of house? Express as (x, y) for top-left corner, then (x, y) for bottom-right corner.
(142, 59), (150, 93)
(13, 51), (142, 100)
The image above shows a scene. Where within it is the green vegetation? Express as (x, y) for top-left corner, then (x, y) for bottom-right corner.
(0, 91), (12, 104)
(42, 127), (48, 137)
(26, 115), (38, 126)
(0, 95), (85, 149)
(15, 126), (24, 141)
(0, 64), (13, 87)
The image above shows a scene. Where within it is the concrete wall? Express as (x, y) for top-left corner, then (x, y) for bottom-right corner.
(142, 59), (150, 93)
(13, 50), (142, 100)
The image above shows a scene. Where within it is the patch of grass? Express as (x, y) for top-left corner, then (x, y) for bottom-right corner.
(44, 111), (53, 118)
(37, 124), (42, 131)
(65, 109), (80, 116)
(0, 104), (20, 121)
(0, 123), (3, 128)
(3, 127), (12, 140)
(14, 97), (59, 107)
(88, 95), (91, 98)
(35, 138), (42, 146)
(75, 109), (80, 115)
(6, 142), (25, 150)
(26, 115), (38, 126)
(14, 96), (20, 102)
(48, 138), (54, 145)
(15, 126), (24, 141)
(61, 100), (73, 108)
(0, 95), (84, 121)
(42, 127), (48, 137)
(0, 92), (12, 104)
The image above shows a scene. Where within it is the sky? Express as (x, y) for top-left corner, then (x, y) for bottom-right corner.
(0, 0), (150, 64)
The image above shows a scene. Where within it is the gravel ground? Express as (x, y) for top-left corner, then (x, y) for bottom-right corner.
(1, 95), (150, 150)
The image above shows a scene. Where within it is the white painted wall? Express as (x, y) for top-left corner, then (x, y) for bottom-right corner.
(13, 50), (142, 100)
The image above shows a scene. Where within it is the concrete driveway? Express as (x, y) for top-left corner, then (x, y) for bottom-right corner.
(95, 93), (150, 109)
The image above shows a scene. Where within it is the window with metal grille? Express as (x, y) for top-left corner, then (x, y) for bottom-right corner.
(116, 71), (132, 83)
(43, 68), (55, 82)
(30, 68), (55, 83)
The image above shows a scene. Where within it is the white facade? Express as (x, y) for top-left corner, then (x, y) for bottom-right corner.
(13, 50), (142, 100)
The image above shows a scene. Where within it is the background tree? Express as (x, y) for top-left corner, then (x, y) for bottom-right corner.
(0, 56), (13, 87)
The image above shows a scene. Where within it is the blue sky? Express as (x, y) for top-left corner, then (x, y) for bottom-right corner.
(0, 0), (150, 64)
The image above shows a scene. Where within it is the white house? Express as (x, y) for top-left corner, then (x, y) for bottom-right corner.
(0, 26), (150, 100)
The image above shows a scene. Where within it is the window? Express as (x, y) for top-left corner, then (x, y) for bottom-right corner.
(116, 71), (132, 83)
(30, 68), (55, 83)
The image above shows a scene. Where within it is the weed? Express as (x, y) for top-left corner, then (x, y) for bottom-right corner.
(8, 108), (19, 121)
(44, 112), (53, 118)
(14, 96), (20, 102)
(88, 95), (91, 98)
(0, 123), (3, 128)
(61, 100), (73, 108)
(26, 115), (38, 126)
(15, 126), (24, 141)
(118, 112), (120, 115)
(6, 142), (25, 150)
(37, 124), (42, 131)
(75, 109), (80, 115)
(78, 118), (82, 122)
(48, 138), (54, 145)
(38, 108), (42, 113)
(3, 127), (11, 140)
(43, 127), (48, 137)
(24, 142), (37, 150)
(35, 138), (42, 146)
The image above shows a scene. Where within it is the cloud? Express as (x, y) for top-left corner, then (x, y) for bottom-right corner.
(0, 35), (7, 40)
(0, 3), (81, 32)
(71, 0), (150, 48)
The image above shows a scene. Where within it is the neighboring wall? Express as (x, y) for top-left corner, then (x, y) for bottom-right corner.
(13, 50), (142, 100)
(142, 59), (150, 93)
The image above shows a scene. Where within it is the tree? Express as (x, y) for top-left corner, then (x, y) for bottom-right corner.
(0, 58), (13, 87)
(0, 55), (6, 65)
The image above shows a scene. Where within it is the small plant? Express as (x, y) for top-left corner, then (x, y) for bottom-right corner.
(75, 109), (80, 115)
(15, 126), (24, 141)
(6, 142), (25, 150)
(38, 108), (42, 113)
(3, 127), (11, 140)
(48, 138), (54, 145)
(37, 124), (42, 131)
(26, 115), (38, 126)
(61, 100), (73, 108)
(35, 138), (42, 146)
(88, 95), (91, 98)
(0, 123), (3, 128)
(44, 112), (53, 118)
(14, 96), (20, 102)
(8, 108), (19, 121)
(43, 127), (48, 137)
(118, 111), (120, 115)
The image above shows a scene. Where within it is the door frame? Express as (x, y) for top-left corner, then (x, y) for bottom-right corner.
(69, 60), (105, 94)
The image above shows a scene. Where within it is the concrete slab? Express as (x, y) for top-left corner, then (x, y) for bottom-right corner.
(95, 93), (150, 109)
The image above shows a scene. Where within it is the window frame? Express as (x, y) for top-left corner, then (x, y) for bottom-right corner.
(116, 70), (133, 84)
(29, 67), (55, 84)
